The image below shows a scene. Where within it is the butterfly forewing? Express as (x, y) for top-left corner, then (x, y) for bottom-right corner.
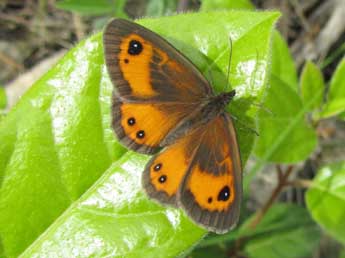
(103, 19), (212, 103)
(104, 19), (213, 153)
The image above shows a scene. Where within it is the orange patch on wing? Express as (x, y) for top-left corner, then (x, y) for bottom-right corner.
(120, 103), (179, 147)
(188, 164), (235, 212)
(149, 138), (190, 196)
(119, 34), (156, 98)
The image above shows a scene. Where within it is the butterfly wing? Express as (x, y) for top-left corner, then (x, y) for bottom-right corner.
(104, 19), (212, 153)
(179, 114), (242, 233)
(142, 114), (242, 233)
(104, 18), (212, 102)
(112, 95), (200, 153)
(142, 126), (204, 205)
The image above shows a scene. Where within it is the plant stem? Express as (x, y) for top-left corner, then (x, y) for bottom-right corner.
(232, 165), (295, 256)
(286, 178), (313, 188)
(247, 165), (294, 230)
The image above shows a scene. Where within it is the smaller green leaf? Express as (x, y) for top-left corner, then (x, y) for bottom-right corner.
(0, 87), (6, 109)
(200, 0), (254, 11)
(306, 161), (345, 244)
(112, 0), (129, 19)
(254, 76), (317, 163)
(300, 61), (324, 111)
(246, 31), (303, 185)
(146, 0), (177, 17)
(56, 0), (128, 17)
(270, 31), (298, 90)
(320, 58), (345, 118)
(340, 248), (345, 258)
(241, 204), (320, 258)
(189, 245), (228, 258)
(339, 111), (345, 120)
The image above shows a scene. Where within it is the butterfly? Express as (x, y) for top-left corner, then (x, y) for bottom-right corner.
(103, 18), (242, 234)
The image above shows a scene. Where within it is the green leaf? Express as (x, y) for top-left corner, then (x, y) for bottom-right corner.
(20, 153), (206, 257)
(146, 0), (177, 17)
(320, 58), (345, 118)
(300, 61), (325, 111)
(306, 162), (345, 244)
(241, 204), (321, 258)
(252, 31), (313, 163)
(201, 0), (254, 11)
(0, 11), (279, 257)
(56, 0), (128, 17)
(340, 248), (345, 258)
(0, 87), (6, 109)
(140, 12), (280, 163)
(0, 33), (125, 257)
(253, 75), (317, 163)
(339, 111), (345, 120)
(190, 246), (228, 258)
(270, 31), (298, 90)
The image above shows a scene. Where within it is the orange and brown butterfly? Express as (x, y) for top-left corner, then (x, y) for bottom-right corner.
(103, 19), (242, 234)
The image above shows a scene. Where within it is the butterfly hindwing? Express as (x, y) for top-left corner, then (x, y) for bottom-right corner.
(142, 114), (242, 233)
(178, 114), (242, 233)
(112, 95), (199, 153)
(142, 140), (190, 205)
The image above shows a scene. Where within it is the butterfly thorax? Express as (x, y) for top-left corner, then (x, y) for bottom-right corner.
(161, 90), (236, 146)
(211, 90), (236, 111)
(201, 90), (236, 120)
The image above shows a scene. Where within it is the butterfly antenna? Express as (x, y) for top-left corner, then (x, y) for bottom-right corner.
(207, 69), (214, 87)
(223, 36), (233, 92)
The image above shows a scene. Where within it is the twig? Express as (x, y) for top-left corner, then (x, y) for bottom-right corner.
(315, 0), (345, 62)
(231, 165), (295, 256)
(290, 0), (334, 67)
(289, 0), (311, 33)
(72, 14), (85, 41)
(0, 13), (29, 26)
(247, 165), (294, 230)
(0, 51), (24, 71)
(285, 179), (313, 188)
(177, 0), (189, 12)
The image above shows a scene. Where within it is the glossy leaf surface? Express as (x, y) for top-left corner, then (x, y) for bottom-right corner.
(201, 0), (254, 11)
(321, 58), (345, 118)
(306, 162), (345, 244)
(300, 61), (324, 111)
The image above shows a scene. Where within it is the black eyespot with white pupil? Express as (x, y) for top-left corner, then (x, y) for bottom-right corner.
(218, 186), (230, 202)
(127, 117), (135, 126)
(128, 40), (143, 55)
(159, 175), (167, 183)
(154, 163), (162, 171)
(136, 130), (145, 139)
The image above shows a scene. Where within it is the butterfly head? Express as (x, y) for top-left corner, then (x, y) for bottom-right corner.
(212, 89), (236, 112)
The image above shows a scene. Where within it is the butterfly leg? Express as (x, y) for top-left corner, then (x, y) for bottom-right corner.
(230, 114), (259, 136)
